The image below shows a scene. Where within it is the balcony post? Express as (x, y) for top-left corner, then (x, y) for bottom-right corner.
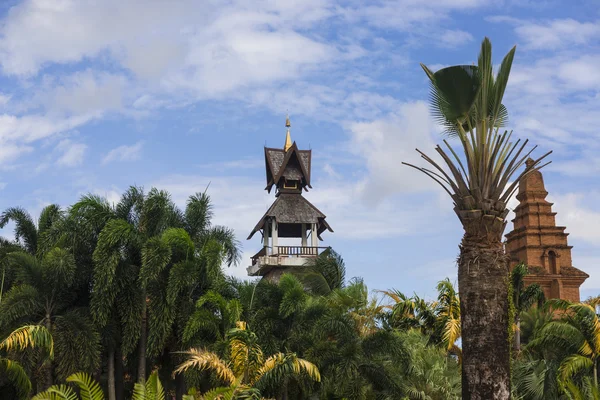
(263, 222), (270, 254)
(311, 223), (318, 247)
(301, 223), (307, 247)
(272, 218), (278, 252)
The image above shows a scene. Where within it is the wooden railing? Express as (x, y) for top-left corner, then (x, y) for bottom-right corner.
(251, 246), (330, 264)
(274, 246), (327, 256)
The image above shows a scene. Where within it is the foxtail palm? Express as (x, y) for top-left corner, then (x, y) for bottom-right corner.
(0, 249), (100, 389)
(404, 37), (551, 398)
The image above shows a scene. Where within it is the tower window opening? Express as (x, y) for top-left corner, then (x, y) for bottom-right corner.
(549, 251), (558, 274)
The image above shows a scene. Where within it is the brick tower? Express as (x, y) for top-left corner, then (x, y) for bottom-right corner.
(505, 159), (588, 301)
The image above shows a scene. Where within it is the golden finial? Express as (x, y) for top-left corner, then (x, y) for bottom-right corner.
(284, 114), (292, 151)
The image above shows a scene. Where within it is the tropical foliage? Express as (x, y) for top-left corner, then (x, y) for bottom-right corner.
(0, 187), (464, 400)
(2, 187), (599, 400)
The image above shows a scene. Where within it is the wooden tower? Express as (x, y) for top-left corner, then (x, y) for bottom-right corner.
(505, 158), (588, 301)
(247, 116), (333, 281)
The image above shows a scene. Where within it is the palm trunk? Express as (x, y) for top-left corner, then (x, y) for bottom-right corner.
(115, 345), (125, 400)
(175, 371), (186, 400)
(44, 315), (53, 389)
(458, 223), (511, 399)
(594, 358), (598, 388)
(137, 291), (148, 383)
(108, 344), (116, 400)
(513, 317), (521, 354)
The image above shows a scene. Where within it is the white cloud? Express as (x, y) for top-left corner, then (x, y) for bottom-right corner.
(102, 141), (144, 165)
(37, 70), (128, 115)
(347, 101), (440, 202)
(550, 192), (600, 246)
(56, 139), (87, 167)
(0, 143), (34, 165)
(514, 19), (600, 50)
(439, 29), (474, 47)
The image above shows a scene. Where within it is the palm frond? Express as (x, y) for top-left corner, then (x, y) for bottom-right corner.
(185, 192), (214, 238)
(559, 354), (593, 383)
(174, 348), (236, 384)
(0, 324), (54, 357)
(0, 284), (43, 326)
(66, 372), (105, 400)
(0, 207), (38, 254)
(0, 358), (32, 399)
(32, 384), (78, 400)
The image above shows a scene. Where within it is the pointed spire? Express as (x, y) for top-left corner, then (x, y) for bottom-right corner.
(284, 114), (292, 151)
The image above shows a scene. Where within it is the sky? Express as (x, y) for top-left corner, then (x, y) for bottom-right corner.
(0, 0), (599, 300)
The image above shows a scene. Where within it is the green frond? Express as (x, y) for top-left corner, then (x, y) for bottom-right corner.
(139, 188), (179, 237)
(146, 286), (175, 358)
(559, 354), (593, 383)
(91, 219), (136, 327)
(278, 274), (307, 318)
(8, 251), (43, 286)
(420, 63), (480, 136)
(32, 384), (78, 400)
(37, 205), (63, 239)
(161, 228), (194, 259)
(142, 370), (165, 400)
(0, 358), (32, 399)
(0, 207), (38, 254)
(203, 226), (241, 267)
(42, 248), (77, 289)
(66, 372), (105, 400)
(0, 284), (43, 326)
(53, 310), (101, 379)
(185, 192), (214, 238)
(115, 186), (144, 223)
(140, 236), (172, 287)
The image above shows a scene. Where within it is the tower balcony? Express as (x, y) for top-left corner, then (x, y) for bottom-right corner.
(247, 246), (329, 276)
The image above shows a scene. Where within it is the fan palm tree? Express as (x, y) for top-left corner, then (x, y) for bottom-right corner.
(175, 322), (321, 399)
(511, 263), (545, 353)
(0, 324), (53, 399)
(402, 330), (461, 400)
(403, 37), (551, 398)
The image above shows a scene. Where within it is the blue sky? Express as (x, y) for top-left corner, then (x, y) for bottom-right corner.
(0, 0), (599, 300)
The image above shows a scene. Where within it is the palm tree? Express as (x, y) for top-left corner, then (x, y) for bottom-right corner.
(511, 263), (545, 353)
(0, 324), (53, 399)
(432, 279), (461, 355)
(79, 187), (240, 389)
(535, 301), (600, 387)
(175, 322), (321, 399)
(402, 330), (461, 400)
(0, 248), (101, 389)
(403, 37), (551, 398)
(379, 289), (437, 333)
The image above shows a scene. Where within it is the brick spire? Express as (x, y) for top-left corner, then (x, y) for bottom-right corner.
(505, 159), (588, 301)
